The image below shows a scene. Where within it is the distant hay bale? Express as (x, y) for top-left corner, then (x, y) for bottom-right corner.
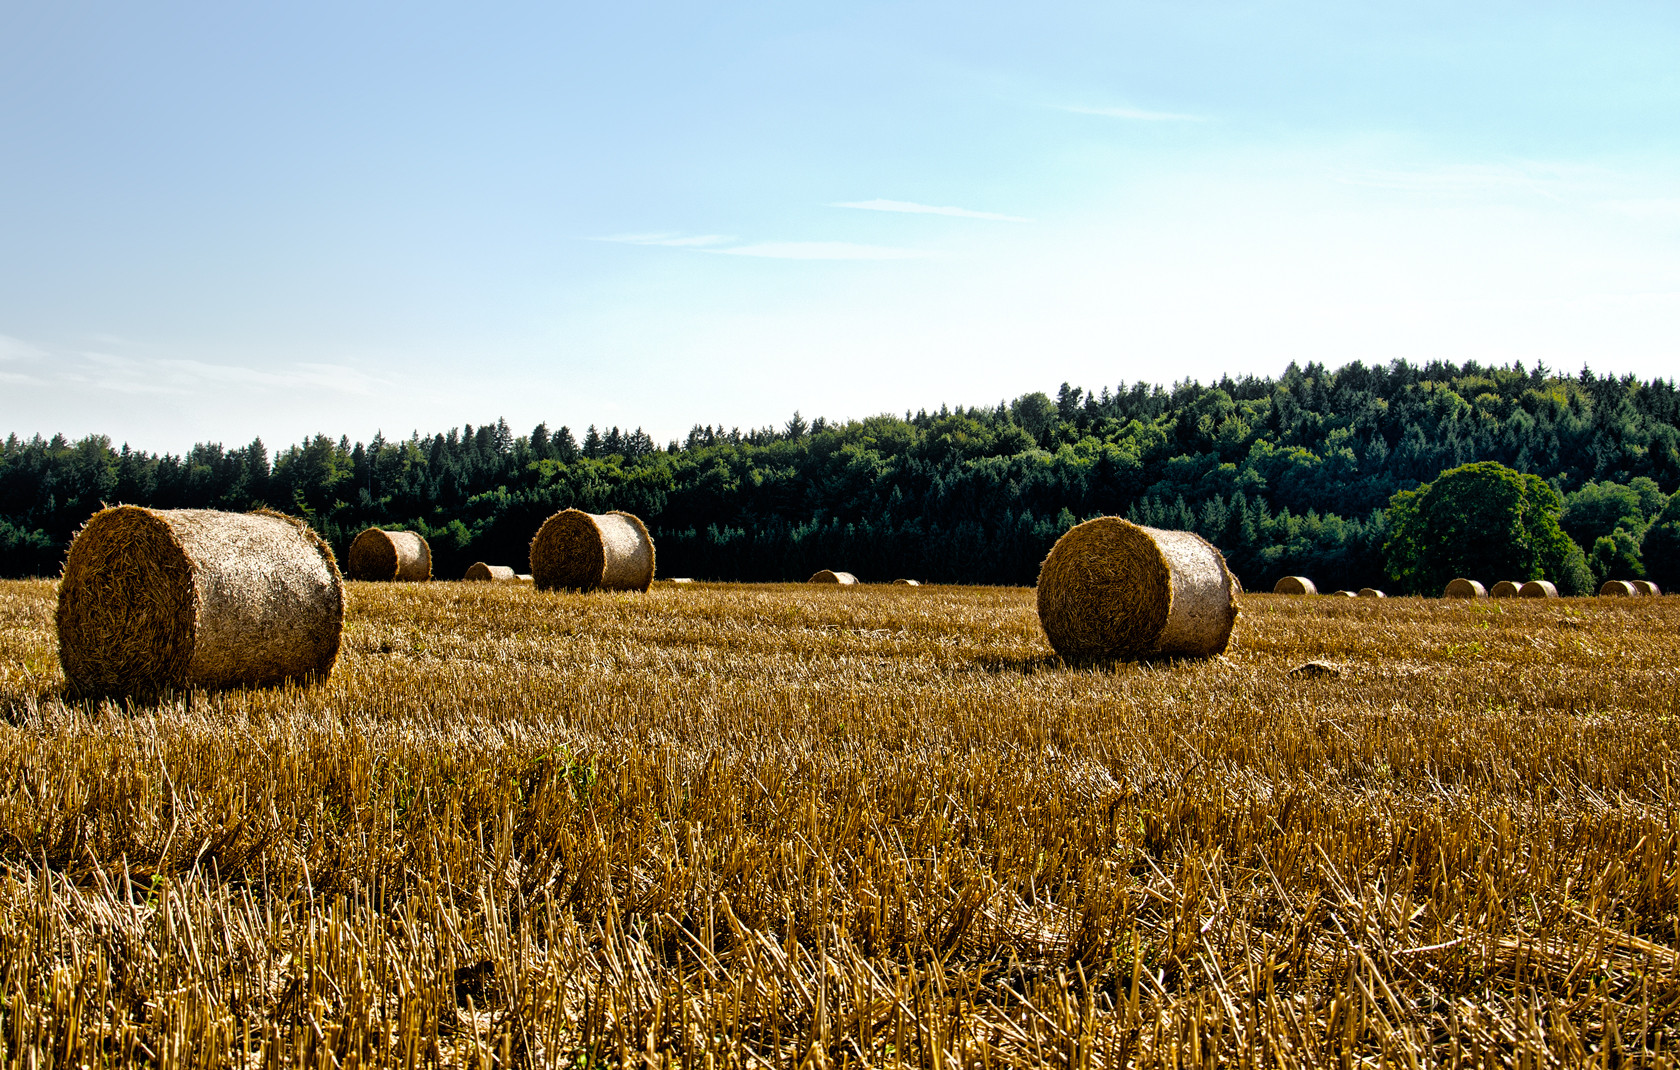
(1519, 579), (1559, 599)
(1632, 580), (1661, 596)
(463, 562), (517, 583)
(894, 579), (920, 586)
(56, 506), (344, 698)
(1035, 518), (1239, 661)
(1357, 588), (1387, 599)
(1273, 576), (1317, 595)
(666, 577), (696, 584)
(1489, 580), (1523, 598)
(516, 574), (534, 583)
(347, 528), (431, 582)
(1599, 579), (1636, 597)
(809, 570), (858, 585)
(1331, 590), (1358, 597)
(529, 509), (655, 592)
(1443, 578), (1487, 598)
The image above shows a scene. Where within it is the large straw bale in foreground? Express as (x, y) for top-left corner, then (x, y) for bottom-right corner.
(1036, 518), (1239, 660)
(809, 570), (858, 585)
(1490, 580), (1522, 598)
(464, 562), (517, 583)
(1443, 578), (1487, 598)
(529, 509), (655, 592)
(1273, 576), (1317, 595)
(1633, 580), (1662, 596)
(1599, 580), (1637, 597)
(57, 506), (343, 698)
(347, 528), (431, 581)
(1519, 579), (1559, 598)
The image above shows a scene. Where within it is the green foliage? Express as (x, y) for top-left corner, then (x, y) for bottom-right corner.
(1639, 493), (1680, 592)
(3, 362), (1677, 587)
(1384, 461), (1592, 594)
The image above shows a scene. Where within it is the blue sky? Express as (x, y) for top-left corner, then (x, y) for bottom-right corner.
(3, 2), (1678, 452)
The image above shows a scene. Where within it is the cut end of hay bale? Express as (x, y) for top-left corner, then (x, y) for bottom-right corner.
(529, 509), (655, 592)
(1035, 517), (1239, 661)
(57, 506), (344, 698)
(1357, 588), (1387, 599)
(1443, 578), (1487, 598)
(893, 579), (921, 586)
(809, 570), (858, 585)
(1489, 580), (1522, 598)
(1519, 579), (1559, 599)
(1273, 576), (1317, 595)
(1599, 579), (1636, 597)
(463, 562), (517, 583)
(347, 528), (432, 582)
(1632, 580), (1661, 596)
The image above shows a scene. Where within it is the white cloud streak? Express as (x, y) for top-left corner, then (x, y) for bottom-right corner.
(831, 199), (1031, 222)
(712, 242), (937, 261)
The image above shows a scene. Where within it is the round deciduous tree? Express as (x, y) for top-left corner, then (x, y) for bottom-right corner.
(1384, 461), (1592, 595)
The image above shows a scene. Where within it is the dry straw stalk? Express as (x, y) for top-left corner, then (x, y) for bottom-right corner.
(1273, 575), (1317, 595)
(1036, 517), (1239, 660)
(809, 570), (859, 585)
(1443, 578), (1487, 598)
(529, 509), (655, 592)
(56, 506), (343, 697)
(347, 528), (431, 582)
(463, 562), (518, 583)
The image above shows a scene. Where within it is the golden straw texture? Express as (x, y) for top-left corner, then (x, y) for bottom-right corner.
(346, 528), (431, 581)
(1035, 517), (1238, 660)
(529, 509), (655, 592)
(56, 506), (343, 698)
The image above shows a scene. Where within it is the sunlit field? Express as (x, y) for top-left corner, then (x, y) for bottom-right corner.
(1, 580), (1677, 1067)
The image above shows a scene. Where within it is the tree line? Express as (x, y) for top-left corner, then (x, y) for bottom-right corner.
(3, 359), (1676, 592)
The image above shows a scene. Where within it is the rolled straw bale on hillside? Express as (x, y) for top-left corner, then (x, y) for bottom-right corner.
(1519, 579), (1559, 598)
(1443, 578), (1487, 598)
(1273, 576), (1317, 595)
(1632, 580), (1662, 596)
(57, 506), (343, 698)
(1599, 580), (1637, 597)
(1036, 518), (1239, 660)
(809, 570), (858, 585)
(529, 509), (655, 592)
(1490, 580), (1522, 598)
(894, 579), (921, 586)
(1358, 588), (1387, 598)
(1330, 590), (1358, 597)
(463, 562), (517, 583)
(347, 528), (431, 582)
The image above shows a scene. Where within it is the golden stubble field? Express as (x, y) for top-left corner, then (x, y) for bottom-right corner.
(0, 579), (1677, 1068)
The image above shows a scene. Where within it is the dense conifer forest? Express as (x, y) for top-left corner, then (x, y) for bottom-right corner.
(4, 359), (1677, 590)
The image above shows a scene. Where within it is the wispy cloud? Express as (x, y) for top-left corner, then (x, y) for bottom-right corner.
(831, 199), (1031, 223)
(713, 242), (936, 261)
(590, 232), (734, 247)
(1599, 198), (1680, 220)
(0, 334), (48, 362)
(1061, 104), (1205, 122)
(0, 338), (388, 397)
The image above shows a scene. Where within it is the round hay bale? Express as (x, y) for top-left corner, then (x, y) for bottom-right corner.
(1519, 579), (1559, 599)
(1443, 578), (1487, 598)
(809, 570), (859, 584)
(1035, 518), (1239, 660)
(347, 528), (431, 581)
(1489, 580), (1522, 598)
(1599, 579), (1636, 597)
(894, 578), (920, 586)
(1357, 588), (1386, 599)
(464, 562), (517, 583)
(1330, 589), (1358, 597)
(57, 506), (343, 698)
(1632, 580), (1661, 596)
(529, 509), (655, 592)
(1273, 575), (1317, 595)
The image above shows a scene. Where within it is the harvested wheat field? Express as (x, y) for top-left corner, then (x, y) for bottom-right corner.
(1, 581), (1678, 1067)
